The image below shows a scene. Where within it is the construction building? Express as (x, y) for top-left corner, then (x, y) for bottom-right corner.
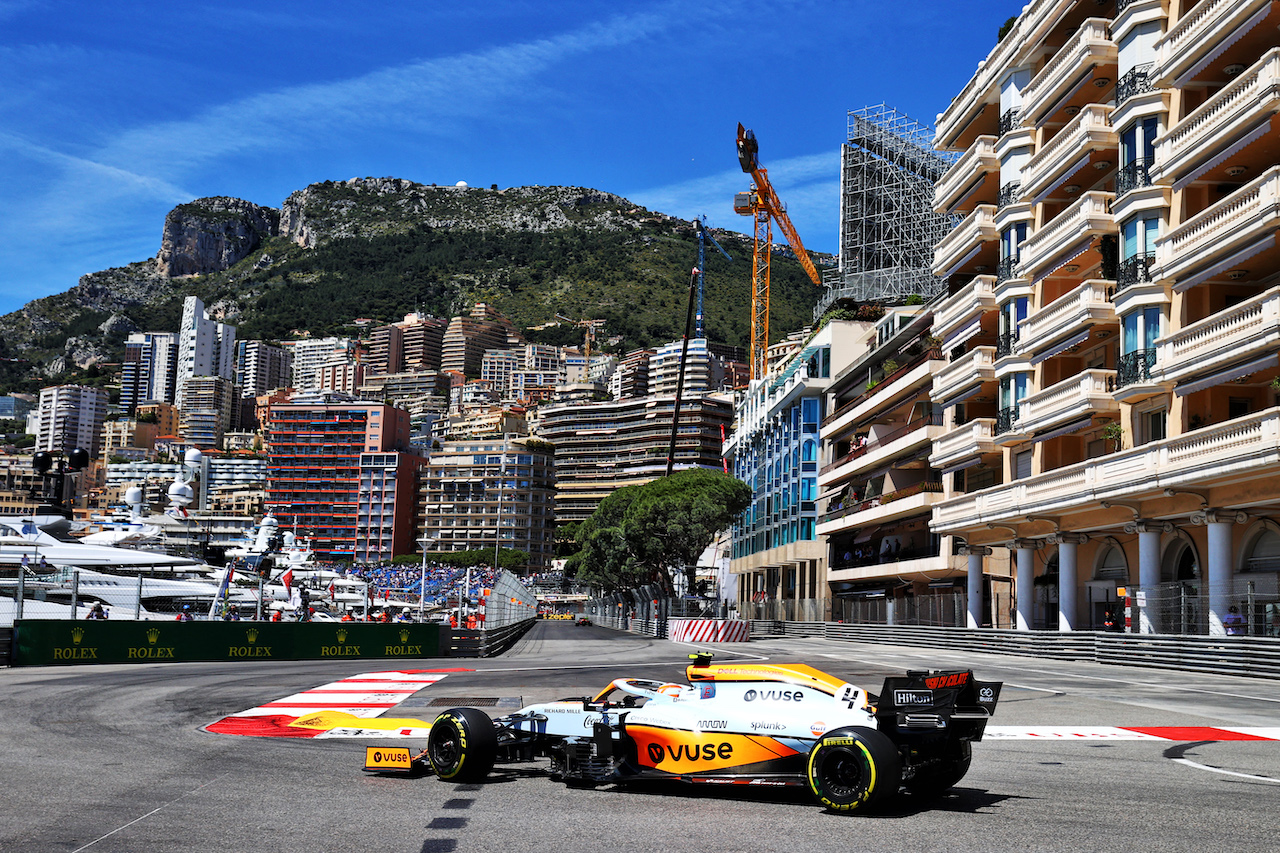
(817, 105), (958, 314)
(928, 0), (1280, 636)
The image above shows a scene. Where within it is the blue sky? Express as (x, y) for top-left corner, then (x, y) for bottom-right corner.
(0, 0), (1022, 318)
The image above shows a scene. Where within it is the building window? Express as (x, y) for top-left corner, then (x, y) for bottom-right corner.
(997, 223), (1027, 283)
(1118, 215), (1160, 289)
(1118, 306), (1160, 387)
(997, 297), (1027, 357)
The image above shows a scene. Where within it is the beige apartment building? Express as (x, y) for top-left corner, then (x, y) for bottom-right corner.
(930, 0), (1280, 636)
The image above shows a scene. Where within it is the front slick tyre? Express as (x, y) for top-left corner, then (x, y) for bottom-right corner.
(806, 726), (902, 813)
(427, 707), (498, 783)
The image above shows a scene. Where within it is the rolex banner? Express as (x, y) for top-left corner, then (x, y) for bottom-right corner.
(12, 620), (444, 666)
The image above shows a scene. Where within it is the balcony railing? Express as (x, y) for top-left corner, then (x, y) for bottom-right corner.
(1115, 63), (1154, 106)
(820, 413), (944, 475)
(818, 481), (945, 525)
(996, 257), (1020, 284)
(997, 182), (1022, 211)
(998, 108), (1022, 137)
(1116, 252), (1155, 292)
(823, 347), (944, 427)
(1116, 159), (1154, 198)
(1117, 349), (1157, 387)
(996, 331), (1019, 358)
(996, 405), (1021, 435)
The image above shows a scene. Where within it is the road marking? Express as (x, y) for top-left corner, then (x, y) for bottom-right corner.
(71, 772), (232, 852)
(985, 726), (1280, 741)
(1171, 758), (1280, 784)
(206, 669), (464, 738)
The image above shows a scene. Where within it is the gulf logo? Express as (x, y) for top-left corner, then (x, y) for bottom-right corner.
(810, 721), (827, 737)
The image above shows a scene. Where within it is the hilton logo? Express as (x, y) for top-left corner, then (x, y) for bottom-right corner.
(71, 626), (85, 645)
(146, 627), (161, 645)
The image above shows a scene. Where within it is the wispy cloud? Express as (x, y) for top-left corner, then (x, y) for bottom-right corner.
(628, 150), (841, 250)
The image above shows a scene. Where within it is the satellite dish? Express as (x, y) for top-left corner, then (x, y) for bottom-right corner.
(455, 181), (468, 188)
(184, 448), (204, 468)
(168, 481), (194, 506)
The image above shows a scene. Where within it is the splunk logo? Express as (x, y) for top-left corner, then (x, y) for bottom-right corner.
(647, 742), (734, 764)
(743, 688), (805, 703)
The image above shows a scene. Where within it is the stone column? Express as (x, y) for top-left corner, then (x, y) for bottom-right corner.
(1049, 533), (1088, 631)
(1127, 521), (1166, 634)
(1193, 510), (1247, 637)
(1012, 539), (1038, 631)
(959, 545), (991, 629)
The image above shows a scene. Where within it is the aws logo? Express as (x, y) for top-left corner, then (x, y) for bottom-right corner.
(744, 688), (805, 702)
(647, 742), (734, 764)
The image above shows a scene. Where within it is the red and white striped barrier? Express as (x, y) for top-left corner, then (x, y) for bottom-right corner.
(668, 619), (750, 644)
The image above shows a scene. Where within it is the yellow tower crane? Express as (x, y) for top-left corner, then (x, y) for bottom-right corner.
(734, 123), (823, 380)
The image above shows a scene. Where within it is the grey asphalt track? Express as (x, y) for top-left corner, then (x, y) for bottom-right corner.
(1, 620), (1277, 853)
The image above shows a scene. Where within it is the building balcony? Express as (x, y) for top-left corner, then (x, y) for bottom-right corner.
(1153, 166), (1280, 288)
(1019, 192), (1116, 280)
(823, 350), (945, 437)
(934, 275), (997, 345)
(1152, 285), (1280, 390)
(818, 414), (944, 486)
(932, 407), (1280, 536)
(932, 346), (996, 408)
(1115, 158), (1155, 199)
(1021, 104), (1117, 204)
(817, 482), (945, 536)
(934, 135), (999, 214)
(929, 418), (997, 472)
(994, 405), (1022, 439)
(1153, 48), (1280, 188)
(1015, 369), (1119, 437)
(932, 205), (998, 278)
(1114, 252), (1156, 294)
(1020, 18), (1118, 126)
(1019, 280), (1116, 362)
(1152, 0), (1273, 88)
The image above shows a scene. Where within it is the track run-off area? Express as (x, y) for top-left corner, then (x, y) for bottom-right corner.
(2, 620), (1277, 853)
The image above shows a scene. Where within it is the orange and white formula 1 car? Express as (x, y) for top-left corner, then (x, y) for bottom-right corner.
(388, 653), (1001, 812)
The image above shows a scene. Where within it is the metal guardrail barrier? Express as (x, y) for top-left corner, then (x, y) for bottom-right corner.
(743, 621), (1280, 678)
(445, 618), (536, 657)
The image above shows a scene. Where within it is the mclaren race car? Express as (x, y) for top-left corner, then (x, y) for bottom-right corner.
(368, 654), (1001, 812)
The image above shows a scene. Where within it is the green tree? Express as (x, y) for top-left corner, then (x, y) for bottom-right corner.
(568, 469), (750, 594)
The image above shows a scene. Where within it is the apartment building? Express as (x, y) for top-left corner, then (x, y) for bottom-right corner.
(537, 394), (734, 523)
(266, 401), (414, 559)
(175, 296), (236, 409)
(441, 303), (525, 377)
(929, 0), (1280, 636)
(36, 385), (108, 458)
(120, 332), (178, 412)
(234, 340), (291, 400)
(417, 437), (556, 570)
(817, 308), (959, 624)
(725, 319), (869, 619)
(178, 375), (236, 449)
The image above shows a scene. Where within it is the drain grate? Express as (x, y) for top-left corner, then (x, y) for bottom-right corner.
(427, 697), (501, 707)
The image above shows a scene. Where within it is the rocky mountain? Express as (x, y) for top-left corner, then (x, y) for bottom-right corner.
(0, 178), (828, 392)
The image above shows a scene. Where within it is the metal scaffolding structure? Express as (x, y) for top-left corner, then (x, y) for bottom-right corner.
(816, 105), (958, 316)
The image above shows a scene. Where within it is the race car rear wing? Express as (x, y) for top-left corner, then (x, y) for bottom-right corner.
(874, 669), (1002, 743)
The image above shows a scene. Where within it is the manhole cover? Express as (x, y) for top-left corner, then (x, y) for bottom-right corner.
(427, 697), (501, 707)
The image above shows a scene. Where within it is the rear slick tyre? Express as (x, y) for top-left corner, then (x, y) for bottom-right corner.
(806, 726), (902, 813)
(427, 707), (498, 783)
